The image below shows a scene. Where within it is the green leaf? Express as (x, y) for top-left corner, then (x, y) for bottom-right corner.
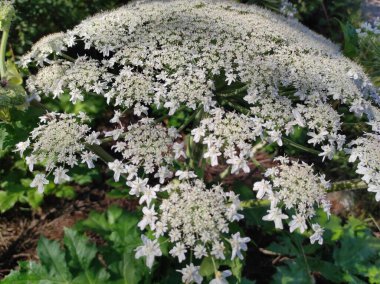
(0, 125), (8, 154)
(339, 20), (359, 58)
(307, 258), (344, 283)
(200, 257), (216, 277)
(333, 235), (380, 272)
(72, 268), (110, 284)
(109, 251), (144, 284)
(271, 258), (312, 284)
(26, 190), (43, 209)
(1, 261), (50, 284)
(0, 190), (21, 213)
(63, 228), (97, 270)
(368, 266), (380, 284)
(107, 205), (123, 225)
(0, 182), (31, 213)
(242, 278), (256, 284)
(230, 258), (243, 282)
(266, 234), (301, 257)
(37, 237), (72, 281)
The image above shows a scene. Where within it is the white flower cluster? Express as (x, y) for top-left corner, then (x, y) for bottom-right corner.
(191, 108), (262, 172)
(347, 133), (380, 201)
(15, 112), (100, 193)
(135, 178), (249, 268)
(20, 32), (67, 66)
(280, 0), (297, 18)
(253, 157), (330, 244)
(20, 0), (378, 126)
(356, 17), (380, 38)
(108, 117), (181, 176)
(27, 57), (112, 103)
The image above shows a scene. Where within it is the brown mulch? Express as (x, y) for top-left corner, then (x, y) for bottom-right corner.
(0, 186), (133, 278)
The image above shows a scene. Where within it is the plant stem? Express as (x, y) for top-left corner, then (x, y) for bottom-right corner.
(59, 53), (76, 62)
(251, 157), (266, 173)
(178, 107), (201, 132)
(85, 143), (115, 163)
(328, 179), (367, 193)
(0, 27), (9, 78)
(210, 257), (218, 275)
(216, 85), (248, 98)
(282, 137), (321, 155)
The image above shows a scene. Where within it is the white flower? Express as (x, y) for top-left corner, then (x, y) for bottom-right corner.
(108, 159), (126, 182)
(229, 232), (250, 260)
(138, 206), (157, 230)
(368, 184), (380, 202)
(318, 144), (335, 161)
(169, 242), (187, 263)
(81, 151), (97, 168)
(225, 72), (236, 85)
(135, 235), (162, 269)
(307, 131), (328, 146)
(173, 142), (186, 159)
(177, 263), (203, 284)
(211, 241), (225, 260)
(210, 270), (232, 284)
(262, 207), (288, 230)
(289, 214), (308, 233)
(164, 101), (179, 115)
(154, 166), (173, 184)
(25, 155), (37, 172)
(226, 154), (250, 174)
(154, 221), (167, 238)
(134, 103), (148, 116)
(267, 130), (283, 146)
(104, 128), (124, 140)
(191, 127), (205, 143)
(70, 89), (84, 103)
(252, 180), (272, 199)
(15, 139), (30, 157)
(110, 110), (122, 124)
(193, 244), (207, 259)
(310, 224), (324, 245)
(204, 146), (221, 166)
(139, 184), (160, 206)
(30, 174), (49, 193)
(175, 170), (197, 180)
(86, 131), (101, 145)
(127, 177), (148, 196)
(53, 167), (71, 184)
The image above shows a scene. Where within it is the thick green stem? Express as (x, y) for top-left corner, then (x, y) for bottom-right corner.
(282, 137), (321, 155)
(178, 107), (201, 132)
(59, 53), (76, 62)
(85, 143), (115, 163)
(328, 179), (367, 193)
(0, 27), (9, 78)
(216, 85), (248, 98)
(251, 157), (266, 173)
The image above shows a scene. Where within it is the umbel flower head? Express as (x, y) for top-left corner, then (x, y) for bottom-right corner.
(137, 178), (248, 264)
(108, 117), (181, 175)
(15, 112), (100, 193)
(20, 0), (380, 179)
(347, 133), (380, 201)
(253, 157), (330, 244)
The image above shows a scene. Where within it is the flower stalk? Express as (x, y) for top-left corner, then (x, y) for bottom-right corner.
(0, 1), (15, 79)
(0, 27), (9, 78)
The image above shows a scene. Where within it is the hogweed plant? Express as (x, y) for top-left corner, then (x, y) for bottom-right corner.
(4, 0), (380, 282)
